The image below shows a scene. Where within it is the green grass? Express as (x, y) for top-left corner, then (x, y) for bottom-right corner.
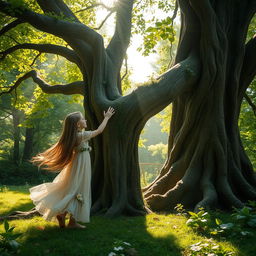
(0, 186), (255, 256)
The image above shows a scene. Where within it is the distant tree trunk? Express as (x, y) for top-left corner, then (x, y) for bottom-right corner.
(144, 0), (256, 211)
(11, 108), (21, 164)
(22, 127), (34, 162)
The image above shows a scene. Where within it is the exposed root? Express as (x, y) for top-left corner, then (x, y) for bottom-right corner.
(195, 150), (218, 211)
(0, 208), (40, 220)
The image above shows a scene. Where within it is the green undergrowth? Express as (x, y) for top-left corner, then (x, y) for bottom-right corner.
(0, 161), (56, 186)
(0, 186), (256, 256)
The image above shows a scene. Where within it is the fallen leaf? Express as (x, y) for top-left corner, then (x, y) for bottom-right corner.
(36, 226), (45, 230)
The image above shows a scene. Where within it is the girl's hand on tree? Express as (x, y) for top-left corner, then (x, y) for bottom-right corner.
(104, 107), (115, 119)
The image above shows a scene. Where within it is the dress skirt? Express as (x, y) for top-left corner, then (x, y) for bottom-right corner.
(29, 149), (92, 223)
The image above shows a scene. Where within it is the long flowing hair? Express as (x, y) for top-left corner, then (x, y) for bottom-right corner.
(31, 111), (82, 171)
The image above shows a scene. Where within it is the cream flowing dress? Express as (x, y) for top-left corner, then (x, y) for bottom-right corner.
(29, 130), (92, 223)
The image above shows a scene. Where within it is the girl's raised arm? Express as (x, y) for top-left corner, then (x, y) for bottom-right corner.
(90, 107), (115, 138)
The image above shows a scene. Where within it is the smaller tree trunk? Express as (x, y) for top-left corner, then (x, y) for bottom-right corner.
(11, 108), (21, 164)
(22, 127), (34, 161)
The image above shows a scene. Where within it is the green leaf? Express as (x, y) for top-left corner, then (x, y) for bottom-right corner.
(247, 218), (256, 227)
(215, 218), (222, 225)
(236, 215), (246, 220)
(7, 227), (15, 233)
(4, 220), (9, 232)
(166, 17), (172, 24)
(9, 233), (22, 240)
(242, 207), (250, 215)
(155, 22), (162, 27)
(220, 223), (234, 229)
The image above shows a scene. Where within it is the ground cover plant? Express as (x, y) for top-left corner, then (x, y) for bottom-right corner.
(1, 186), (256, 256)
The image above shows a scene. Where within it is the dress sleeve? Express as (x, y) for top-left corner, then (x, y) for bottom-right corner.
(81, 130), (92, 141)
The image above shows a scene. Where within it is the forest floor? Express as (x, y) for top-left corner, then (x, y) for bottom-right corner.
(0, 185), (256, 256)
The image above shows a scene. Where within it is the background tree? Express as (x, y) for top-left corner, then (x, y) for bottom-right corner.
(0, 0), (255, 217)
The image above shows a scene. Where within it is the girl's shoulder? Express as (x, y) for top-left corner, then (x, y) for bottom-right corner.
(77, 130), (92, 141)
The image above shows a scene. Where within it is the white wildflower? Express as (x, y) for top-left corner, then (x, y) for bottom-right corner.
(114, 246), (123, 251)
(108, 252), (117, 256)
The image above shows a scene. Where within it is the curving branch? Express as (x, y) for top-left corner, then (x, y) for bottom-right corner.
(107, 0), (134, 69)
(121, 54), (128, 81)
(94, 9), (115, 30)
(36, 0), (80, 23)
(239, 35), (256, 100)
(0, 114), (11, 120)
(0, 43), (81, 65)
(76, 3), (114, 13)
(244, 93), (256, 117)
(0, 1), (102, 49)
(3, 35), (21, 45)
(0, 70), (85, 96)
(0, 19), (24, 36)
(30, 52), (41, 67)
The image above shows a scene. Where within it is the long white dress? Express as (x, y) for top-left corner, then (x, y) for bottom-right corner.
(29, 130), (92, 223)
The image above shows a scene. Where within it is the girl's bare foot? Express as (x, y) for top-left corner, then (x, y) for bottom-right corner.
(67, 223), (86, 229)
(56, 213), (66, 228)
(67, 216), (86, 229)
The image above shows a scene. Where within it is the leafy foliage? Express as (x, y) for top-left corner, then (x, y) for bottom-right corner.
(132, 0), (177, 56)
(0, 219), (23, 255)
(186, 208), (211, 233)
(184, 239), (234, 256)
(186, 203), (256, 239)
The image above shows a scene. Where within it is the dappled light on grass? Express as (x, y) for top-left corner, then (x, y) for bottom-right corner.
(1, 186), (254, 256)
(0, 186), (33, 216)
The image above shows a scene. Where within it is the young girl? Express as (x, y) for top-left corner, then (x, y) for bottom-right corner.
(30, 107), (115, 228)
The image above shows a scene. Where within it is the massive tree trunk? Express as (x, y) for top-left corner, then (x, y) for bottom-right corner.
(144, 0), (256, 211)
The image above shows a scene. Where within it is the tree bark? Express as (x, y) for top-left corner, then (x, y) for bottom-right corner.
(11, 108), (21, 164)
(144, 0), (256, 211)
(22, 127), (34, 162)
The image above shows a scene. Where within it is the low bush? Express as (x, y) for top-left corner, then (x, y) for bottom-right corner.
(0, 160), (56, 185)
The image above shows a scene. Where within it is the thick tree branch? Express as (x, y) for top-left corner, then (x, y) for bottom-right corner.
(36, 0), (80, 23)
(0, 19), (24, 36)
(244, 93), (256, 117)
(124, 54), (200, 119)
(239, 35), (256, 100)
(0, 43), (81, 65)
(0, 1), (102, 49)
(0, 70), (84, 96)
(107, 0), (134, 69)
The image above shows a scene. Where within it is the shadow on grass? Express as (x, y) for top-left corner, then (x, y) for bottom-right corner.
(18, 215), (183, 256)
(0, 201), (34, 217)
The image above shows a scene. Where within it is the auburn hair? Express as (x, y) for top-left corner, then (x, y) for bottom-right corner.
(31, 111), (82, 171)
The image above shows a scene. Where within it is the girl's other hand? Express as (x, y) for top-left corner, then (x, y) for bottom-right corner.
(104, 107), (115, 119)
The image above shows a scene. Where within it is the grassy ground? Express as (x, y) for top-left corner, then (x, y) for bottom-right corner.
(0, 185), (255, 256)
